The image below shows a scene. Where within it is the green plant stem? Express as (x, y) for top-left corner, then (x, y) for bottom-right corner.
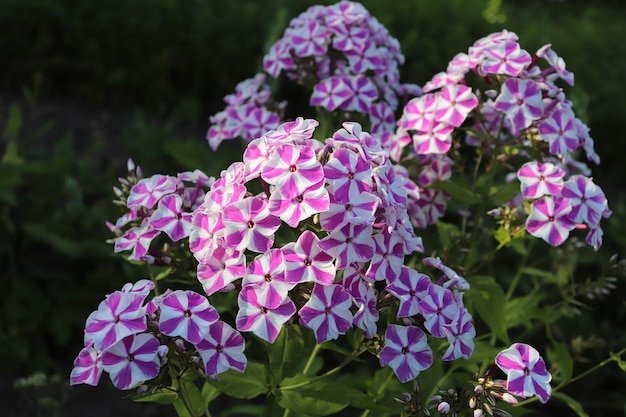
(177, 378), (197, 417)
(360, 367), (395, 417)
(280, 347), (367, 391)
(303, 344), (322, 376)
(505, 239), (535, 301)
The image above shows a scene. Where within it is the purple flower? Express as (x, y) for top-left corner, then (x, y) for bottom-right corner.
(561, 175), (608, 227)
(158, 290), (219, 344)
(310, 76), (353, 111)
(149, 194), (193, 241)
(379, 325), (433, 383)
(495, 343), (552, 403)
(299, 284), (353, 344)
(223, 197), (281, 253)
(243, 249), (294, 309)
(126, 174), (178, 209)
(526, 195), (576, 246)
(418, 285), (459, 338)
(538, 108), (578, 155)
(262, 144), (325, 197)
(318, 223), (375, 269)
(480, 40), (531, 77)
(434, 85), (479, 128)
(282, 230), (336, 285)
(197, 246), (246, 295)
(323, 147), (373, 201)
(442, 307), (475, 361)
(236, 286), (296, 343)
(195, 321), (247, 376)
(70, 343), (103, 386)
(385, 266), (431, 318)
(113, 219), (160, 261)
(84, 291), (147, 351)
(494, 78), (544, 134)
(268, 181), (330, 227)
(101, 333), (161, 390)
(517, 161), (565, 199)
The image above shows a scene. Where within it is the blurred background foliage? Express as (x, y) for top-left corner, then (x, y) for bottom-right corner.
(1, 0), (625, 416)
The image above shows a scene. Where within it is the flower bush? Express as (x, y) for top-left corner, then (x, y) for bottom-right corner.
(70, 2), (625, 416)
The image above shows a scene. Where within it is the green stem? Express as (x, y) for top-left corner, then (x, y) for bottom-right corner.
(303, 344), (322, 376)
(176, 377), (197, 417)
(505, 239), (535, 301)
(281, 348), (366, 391)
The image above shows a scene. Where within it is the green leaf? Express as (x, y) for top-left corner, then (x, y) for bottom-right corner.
(436, 222), (460, 248)
(3, 104), (23, 141)
(278, 375), (377, 416)
(208, 361), (270, 399)
(494, 226), (511, 247)
(430, 179), (481, 204)
(504, 294), (543, 327)
(465, 275), (509, 344)
(553, 392), (590, 417)
(548, 342), (573, 384)
(488, 182), (520, 205)
(173, 377), (205, 417)
(132, 387), (178, 404)
(201, 381), (221, 405)
(265, 324), (307, 383)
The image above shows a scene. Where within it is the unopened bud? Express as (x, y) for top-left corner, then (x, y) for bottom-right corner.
(501, 393), (518, 404)
(474, 409), (483, 417)
(136, 385), (148, 394)
(474, 385), (483, 394)
(437, 402), (451, 414)
(430, 395), (442, 403)
(127, 158), (136, 173)
(175, 339), (186, 351)
(469, 397), (477, 408)
(401, 392), (412, 402)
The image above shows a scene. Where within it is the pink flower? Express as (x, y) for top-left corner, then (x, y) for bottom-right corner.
(526, 195), (576, 246)
(101, 333), (161, 390)
(516, 161), (565, 199)
(84, 291), (147, 351)
(494, 78), (544, 134)
(379, 325), (433, 383)
(222, 197), (281, 253)
(299, 284), (353, 344)
(127, 174), (178, 209)
(480, 40), (531, 77)
(419, 285), (459, 338)
(243, 249), (294, 309)
(282, 230), (336, 285)
(195, 321), (247, 376)
(149, 194), (193, 241)
(538, 108), (578, 155)
(70, 343), (103, 386)
(386, 266), (431, 318)
(113, 219), (160, 261)
(310, 76), (353, 111)
(442, 307), (475, 361)
(235, 286), (296, 343)
(323, 147), (373, 201)
(318, 223), (375, 269)
(435, 85), (479, 128)
(268, 181), (330, 227)
(158, 290), (219, 344)
(561, 175), (609, 227)
(262, 144), (325, 197)
(495, 343), (552, 403)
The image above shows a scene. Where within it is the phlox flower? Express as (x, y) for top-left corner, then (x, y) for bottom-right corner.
(262, 144), (325, 197)
(319, 188), (379, 231)
(236, 286), (296, 343)
(385, 266), (431, 318)
(538, 108), (578, 155)
(399, 94), (438, 133)
(196, 246), (246, 295)
(516, 161), (565, 199)
(268, 181), (330, 227)
(480, 40), (531, 77)
(366, 231), (404, 282)
(323, 147), (373, 200)
(282, 230), (336, 285)
(495, 343), (552, 404)
(120, 279), (155, 297)
(126, 174), (178, 210)
(351, 285), (379, 339)
(195, 321), (247, 376)
(70, 342), (103, 386)
(84, 291), (147, 351)
(561, 175), (608, 227)
(341, 75), (379, 113)
(149, 194), (193, 241)
(310, 76), (353, 111)
(411, 120), (454, 155)
(298, 284), (354, 344)
(113, 219), (160, 261)
(243, 249), (294, 309)
(318, 223), (375, 269)
(101, 333), (161, 390)
(423, 257), (470, 290)
(287, 20), (330, 57)
(419, 285), (459, 338)
(158, 290), (219, 344)
(526, 195), (576, 246)
(494, 78), (544, 134)
(189, 211), (224, 263)
(222, 196), (281, 253)
(379, 325), (433, 383)
(442, 307), (475, 361)
(413, 188), (449, 226)
(242, 107), (281, 140)
(434, 85), (479, 128)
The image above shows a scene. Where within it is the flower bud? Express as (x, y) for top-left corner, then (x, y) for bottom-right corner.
(136, 385), (148, 394)
(437, 402), (451, 414)
(402, 392), (412, 402)
(501, 393), (518, 404)
(469, 397), (477, 409)
(474, 385), (483, 394)
(474, 409), (483, 417)
(430, 395), (442, 403)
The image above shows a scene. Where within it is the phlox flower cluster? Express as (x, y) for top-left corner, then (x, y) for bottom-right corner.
(392, 29), (610, 250)
(107, 160), (214, 264)
(207, 1), (421, 150)
(188, 117), (476, 383)
(70, 280), (246, 390)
